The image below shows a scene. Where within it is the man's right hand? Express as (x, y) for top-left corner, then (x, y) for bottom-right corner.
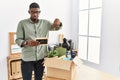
(26, 40), (40, 46)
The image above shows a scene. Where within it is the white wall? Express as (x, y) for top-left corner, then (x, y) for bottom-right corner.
(72, 0), (120, 77)
(0, 0), (72, 80)
(97, 0), (120, 77)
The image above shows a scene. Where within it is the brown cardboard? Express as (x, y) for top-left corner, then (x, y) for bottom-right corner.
(44, 57), (76, 80)
(45, 76), (65, 80)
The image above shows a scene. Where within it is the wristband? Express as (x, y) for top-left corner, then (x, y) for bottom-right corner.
(23, 40), (28, 45)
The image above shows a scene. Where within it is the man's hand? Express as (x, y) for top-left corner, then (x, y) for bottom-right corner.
(53, 18), (61, 28)
(26, 40), (40, 46)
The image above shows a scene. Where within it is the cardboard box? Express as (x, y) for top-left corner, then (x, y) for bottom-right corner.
(44, 75), (64, 80)
(45, 77), (64, 80)
(44, 57), (76, 80)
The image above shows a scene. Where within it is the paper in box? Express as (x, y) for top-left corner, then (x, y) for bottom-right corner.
(44, 57), (76, 80)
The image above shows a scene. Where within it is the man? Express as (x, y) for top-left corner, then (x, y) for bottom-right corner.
(16, 2), (62, 80)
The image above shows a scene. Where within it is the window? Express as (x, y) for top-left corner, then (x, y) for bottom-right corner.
(78, 0), (102, 64)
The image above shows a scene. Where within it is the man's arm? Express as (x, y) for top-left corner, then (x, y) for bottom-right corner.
(16, 21), (40, 47)
(15, 21), (25, 47)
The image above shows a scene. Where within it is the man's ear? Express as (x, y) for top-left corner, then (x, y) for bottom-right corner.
(28, 10), (30, 14)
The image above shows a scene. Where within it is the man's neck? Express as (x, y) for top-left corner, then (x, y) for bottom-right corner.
(30, 18), (39, 23)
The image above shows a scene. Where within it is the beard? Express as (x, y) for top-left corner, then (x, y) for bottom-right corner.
(31, 16), (39, 22)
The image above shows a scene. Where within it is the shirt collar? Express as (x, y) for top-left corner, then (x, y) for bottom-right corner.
(28, 18), (39, 24)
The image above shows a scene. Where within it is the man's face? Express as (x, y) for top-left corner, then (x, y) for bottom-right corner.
(29, 8), (40, 20)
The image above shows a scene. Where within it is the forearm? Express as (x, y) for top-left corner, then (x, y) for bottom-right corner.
(15, 38), (24, 47)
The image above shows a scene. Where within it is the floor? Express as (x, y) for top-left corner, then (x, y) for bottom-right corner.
(74, 65), (120, 80)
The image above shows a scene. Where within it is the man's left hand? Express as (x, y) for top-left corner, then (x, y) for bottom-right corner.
(53, 18), (61, 28)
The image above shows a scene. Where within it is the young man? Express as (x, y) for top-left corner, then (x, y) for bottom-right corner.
(16, 2), (62, 80)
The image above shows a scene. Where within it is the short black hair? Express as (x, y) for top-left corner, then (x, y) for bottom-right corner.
(29, 2), (40, 9)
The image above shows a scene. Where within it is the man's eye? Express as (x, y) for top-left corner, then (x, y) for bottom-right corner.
(31, 11), (41, 14)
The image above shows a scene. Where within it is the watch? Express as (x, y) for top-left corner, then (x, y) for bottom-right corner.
(23, 40), (27, 45)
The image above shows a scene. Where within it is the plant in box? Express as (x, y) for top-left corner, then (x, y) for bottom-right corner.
(48, 47), (66, 58)
(48, 50), (59, 58)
